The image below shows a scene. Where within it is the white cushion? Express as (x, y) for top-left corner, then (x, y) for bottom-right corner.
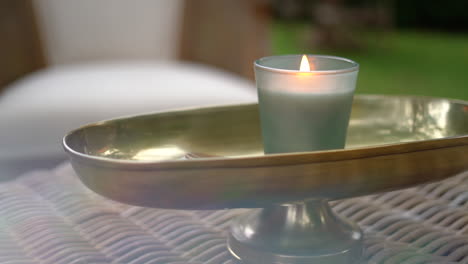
(33, 0), (184, 64)
(0, 62), (256, 162)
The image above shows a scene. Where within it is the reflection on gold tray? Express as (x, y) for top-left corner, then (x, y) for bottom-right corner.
(63, 95), (468, 209)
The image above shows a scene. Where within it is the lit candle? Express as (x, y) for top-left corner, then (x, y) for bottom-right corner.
(255, 55), (359, 154)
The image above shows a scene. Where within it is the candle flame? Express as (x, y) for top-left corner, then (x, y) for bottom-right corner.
(299, 55), (311, 71)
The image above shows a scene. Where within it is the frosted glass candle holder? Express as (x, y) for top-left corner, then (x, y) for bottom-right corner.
(255, 55), (359, 154)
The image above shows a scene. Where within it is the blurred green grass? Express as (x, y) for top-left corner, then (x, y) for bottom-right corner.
(272, 22), (468, 100)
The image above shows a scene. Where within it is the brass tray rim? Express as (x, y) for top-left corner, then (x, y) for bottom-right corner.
(63, 94), (468, 170)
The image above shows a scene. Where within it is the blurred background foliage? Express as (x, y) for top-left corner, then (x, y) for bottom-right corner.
(270, 0), (468, 100)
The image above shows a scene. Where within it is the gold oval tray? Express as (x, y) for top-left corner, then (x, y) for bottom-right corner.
(63, 95), (468, 209)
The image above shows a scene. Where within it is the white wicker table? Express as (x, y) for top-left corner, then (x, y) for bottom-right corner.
(0, 163), (467, 264)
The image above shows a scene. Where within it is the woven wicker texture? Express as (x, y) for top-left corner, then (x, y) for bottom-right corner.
(0, 163), (467, 264)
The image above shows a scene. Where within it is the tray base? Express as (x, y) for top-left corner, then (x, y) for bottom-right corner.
(228, 200), (363, 264)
